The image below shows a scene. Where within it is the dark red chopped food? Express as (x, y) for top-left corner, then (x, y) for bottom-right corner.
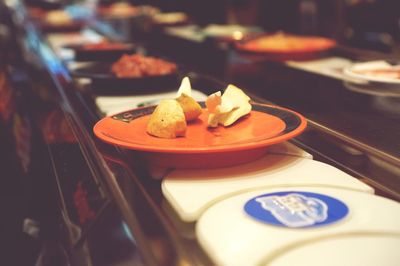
(111, 54), (177, 78)
(83, 40), (129, 50)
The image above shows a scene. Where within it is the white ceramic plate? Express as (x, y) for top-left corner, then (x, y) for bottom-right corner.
(344, 60), (400, 86)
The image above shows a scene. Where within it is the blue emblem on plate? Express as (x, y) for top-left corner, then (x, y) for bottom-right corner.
(244, 191), (348, 228)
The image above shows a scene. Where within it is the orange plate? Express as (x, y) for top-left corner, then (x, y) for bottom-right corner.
(235, 34), (336, 61)
(93, 103), (307, 168)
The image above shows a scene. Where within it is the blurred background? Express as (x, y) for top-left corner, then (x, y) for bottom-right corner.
(20, 0), (400, 53)
(121, 0), (400, 52)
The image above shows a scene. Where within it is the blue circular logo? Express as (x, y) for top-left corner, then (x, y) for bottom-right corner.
(244, 191), (349, 228)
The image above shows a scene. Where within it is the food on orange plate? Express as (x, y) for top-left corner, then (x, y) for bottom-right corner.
(239, 32), (335, 52)
(146, 78), (251, 138)
(146, 99), (187, 138)
(146, 77), (201, 138)
(45, 10), (73, 25)
(83, 40), (129, 50)
(111, 54), (177, 78)
(206, 85), (251, 127)
(175, 77), (202, 121)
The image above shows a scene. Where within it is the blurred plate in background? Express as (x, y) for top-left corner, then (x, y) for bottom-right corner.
(235, 33), (336, 61)
(343, 60), (400, 87)
(64, 42), (136, 61)
(70, 61), (179, 94)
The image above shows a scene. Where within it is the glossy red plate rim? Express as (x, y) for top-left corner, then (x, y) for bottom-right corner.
(93, 102), (307, 154)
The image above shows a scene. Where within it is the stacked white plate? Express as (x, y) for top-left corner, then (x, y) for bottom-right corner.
(343, 60), (400, 86)
(161, 141), (400, 265)
(343, 60), (400, 97)
(162, 150), (373, 222)
(196, 187), (400, 266)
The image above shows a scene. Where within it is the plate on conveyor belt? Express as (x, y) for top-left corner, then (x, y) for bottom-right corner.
(64, 41), (136, 61)
(70, 55), (179, 94)
(235, 32), (336, 61)
(93, 103), (307, 168)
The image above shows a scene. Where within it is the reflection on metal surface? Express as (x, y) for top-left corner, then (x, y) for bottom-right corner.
(122, 222), (136, 243)
(41, 108), (77, 144)
(372, 97), (400, 115)
(0, 71), (15, 123)
(74, 181), (96, 225)
(344, 81), (400, 97)
(13, 113), (32, 173)
(62, 211), (82, 245)
(48, 127), (109, 245)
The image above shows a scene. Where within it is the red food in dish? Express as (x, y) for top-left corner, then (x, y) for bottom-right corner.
(83, 40), (129, 50)
(111, 54), (177, 78)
